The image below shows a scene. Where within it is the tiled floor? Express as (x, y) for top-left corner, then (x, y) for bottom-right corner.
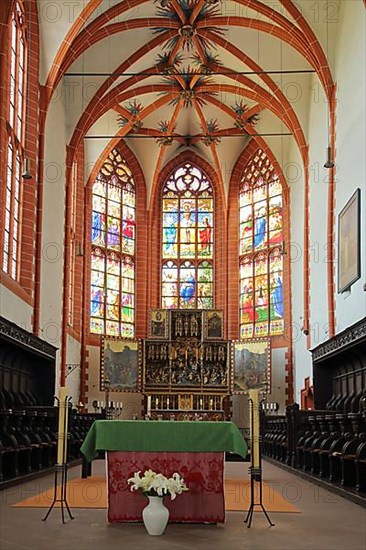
(1, 460), (365, 550)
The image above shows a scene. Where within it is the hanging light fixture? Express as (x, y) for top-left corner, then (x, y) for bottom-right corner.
(22, 157), (32, 179)
(76, 242), (84, 257)
(324, 146), (334, 169)
(324, 0), (334, 169)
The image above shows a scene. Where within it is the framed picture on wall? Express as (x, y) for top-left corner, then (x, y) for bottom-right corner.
(149, 309), (169, 339)
(231, 339), (271, 394)
(338, 188), (361, 293)
(204, 310), (224, 340)
(100, 337), (141, 392)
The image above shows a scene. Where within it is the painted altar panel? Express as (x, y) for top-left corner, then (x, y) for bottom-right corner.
(149, 309), (169, 339)
(101, 337), (141, 392)
(143, 340), (230, 392)
(231, 339), (271, 394)
(143, 309), (230, 395)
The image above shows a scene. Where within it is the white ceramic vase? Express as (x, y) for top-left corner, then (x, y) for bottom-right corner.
(142, 496), (169, 536)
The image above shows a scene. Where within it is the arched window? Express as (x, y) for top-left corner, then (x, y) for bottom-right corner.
(161, 162), (214, 309)
(3, 1), (27, 279)
(239, 149), (284, 339)
(90, 149), (136, 337)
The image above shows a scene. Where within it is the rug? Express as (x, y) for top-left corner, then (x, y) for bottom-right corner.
(12, 476), (299, 513)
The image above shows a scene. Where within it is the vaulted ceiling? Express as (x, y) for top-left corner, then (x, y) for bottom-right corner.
(39, 0), (335, 200)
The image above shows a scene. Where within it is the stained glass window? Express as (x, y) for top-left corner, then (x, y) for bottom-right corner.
(90, 149), (136, 337)
(162, 163), (214, 309)
(239, 149), (284, 339)
(3, 1), (26, 279)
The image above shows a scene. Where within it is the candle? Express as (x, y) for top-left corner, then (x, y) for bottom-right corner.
(155, 397), (159, 409)
(200, 398), (203, 410)
(57, 387), (67, 465)
(97, 401), (100, 409)
(147, 396), (151, 414)
(249, 389), (260, 468)
(209, 398), (213, 410)
(167, 397), (170, 409)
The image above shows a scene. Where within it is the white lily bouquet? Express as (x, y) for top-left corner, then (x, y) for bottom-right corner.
(127, 469), (189, 500)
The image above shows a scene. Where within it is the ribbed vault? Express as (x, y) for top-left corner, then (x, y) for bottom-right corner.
(39, 0), (335, 199)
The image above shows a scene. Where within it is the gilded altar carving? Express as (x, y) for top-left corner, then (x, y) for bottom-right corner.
(143, 309), (230, 395)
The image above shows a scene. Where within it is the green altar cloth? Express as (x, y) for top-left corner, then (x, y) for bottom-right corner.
(81, 420), (247, 462)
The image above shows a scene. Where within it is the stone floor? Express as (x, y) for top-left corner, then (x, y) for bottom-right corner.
(1, 459), (365, 550)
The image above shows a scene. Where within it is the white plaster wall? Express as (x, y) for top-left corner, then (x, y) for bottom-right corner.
(333, 1), (366, 330)
(270, 347), (287, 415)
(37, 0), (85, 83)
(65, 333), (81, 406)
(39, 82), (68, 390)
(307, 73), (330, 346)
(286, 137), (312, 404)
(0, 285), (33, 330)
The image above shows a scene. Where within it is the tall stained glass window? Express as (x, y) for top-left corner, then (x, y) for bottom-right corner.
(162, 163), (214, 309)
(3, 1), (27, 279)
(90, 149), (136, 337)
(239, 149), (284, 339)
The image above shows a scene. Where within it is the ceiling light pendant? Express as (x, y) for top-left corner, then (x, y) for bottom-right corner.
(76, 242), (84, 257)
(324, 145), (334, 169)
(324, 0), (334, 171)
(22, 157), (33, 179)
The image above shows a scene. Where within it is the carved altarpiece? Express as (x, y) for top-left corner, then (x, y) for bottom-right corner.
(142, 310), (230, 419)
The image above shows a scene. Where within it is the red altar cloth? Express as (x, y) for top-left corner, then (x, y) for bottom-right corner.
(107, 451), (225, 523)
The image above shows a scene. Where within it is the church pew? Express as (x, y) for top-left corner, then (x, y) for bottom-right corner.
(328, 414), (352, 482)
(0, 410), (19, 480)
(315, 414), (339, 478)
(355, 439), (366, 492)
(9, 410), (32, 475)
(22, 409), (43, 471)
(340, 412), (366, 488)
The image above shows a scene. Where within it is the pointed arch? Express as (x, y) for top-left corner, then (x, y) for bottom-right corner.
(85, 141), (148, 342)
(161, 161), (214, 310)
(149, 151), (227, 318)
(228, 140), (292, 342)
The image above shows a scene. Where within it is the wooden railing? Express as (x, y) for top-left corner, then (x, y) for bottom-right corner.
(0, 407), (103, 484)
(262, 397), (366, 493)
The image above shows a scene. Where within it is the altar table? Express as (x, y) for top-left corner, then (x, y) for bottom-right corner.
(81, 420), (247, 524)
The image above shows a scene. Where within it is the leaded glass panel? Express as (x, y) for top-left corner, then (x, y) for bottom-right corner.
(90, 150), (135, 337)
(239, 150), (284, 338)
(161, 163), (214, 309)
